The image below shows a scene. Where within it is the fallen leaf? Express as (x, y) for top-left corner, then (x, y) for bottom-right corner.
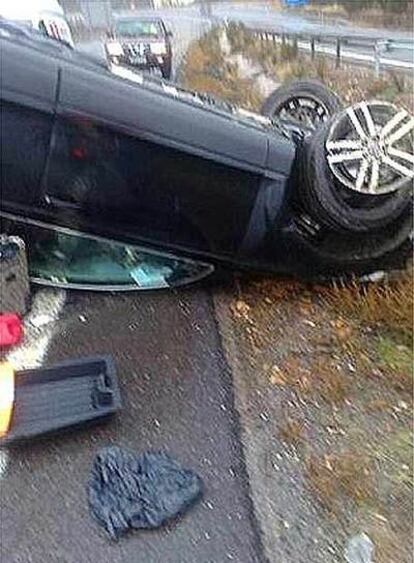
(298, 375), (310, 392)
(269, 364), (287, 385)
(372, 513), (388, 523)
(230, 300), (252, 320)
(336, 325), (353, 342)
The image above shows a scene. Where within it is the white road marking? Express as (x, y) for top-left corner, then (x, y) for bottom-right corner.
(0, 289), (66, 478)
(0, 449), (9, 476)
(6, 289), (66, 369)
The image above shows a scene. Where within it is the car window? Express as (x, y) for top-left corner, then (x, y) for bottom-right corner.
(10, 222), (214, 290)
(0, 100), (53, 205)
(45, 113), (260, 254)
(115, 19), (163, 37)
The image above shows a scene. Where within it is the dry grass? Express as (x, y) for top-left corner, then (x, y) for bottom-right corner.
(318, 273), (413, 398)
(269, 0), (283, 10)
(279, 417), (305, 444)
(231, 273), (413, 404)
(182, 27), (262, 109)
(241, 277), (307, 304)
(306, 452), (375, 510)
(266, 355), (350, 404)
(322, 272), (413, 343)
(310, 359), (349, 404)
(232, 273), (413, 405)
(353, 7), (413, 30)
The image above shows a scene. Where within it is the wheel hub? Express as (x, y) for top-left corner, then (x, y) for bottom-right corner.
(326, 101), (414, 195)
(282, 96), (329, 129)
(365, 137), (385, 160)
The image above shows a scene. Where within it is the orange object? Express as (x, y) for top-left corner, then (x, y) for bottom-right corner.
(0, 362), (15, 438)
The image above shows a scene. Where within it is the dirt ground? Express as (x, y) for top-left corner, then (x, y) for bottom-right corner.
(214, 275), (413, 562)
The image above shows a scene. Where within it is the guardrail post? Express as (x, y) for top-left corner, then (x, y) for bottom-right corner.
(374, 41), (381, 77)
(336, 39), (341, 68)
(311, 37), (315, 60)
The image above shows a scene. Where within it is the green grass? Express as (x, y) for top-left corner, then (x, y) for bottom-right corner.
(376, 337), (413, 375)
(375, 429), (413, 489)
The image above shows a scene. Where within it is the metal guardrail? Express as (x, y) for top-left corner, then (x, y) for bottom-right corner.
(252, 28), (414, 76)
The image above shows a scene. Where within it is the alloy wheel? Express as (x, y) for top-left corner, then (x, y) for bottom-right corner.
(326, 101), (414, 195)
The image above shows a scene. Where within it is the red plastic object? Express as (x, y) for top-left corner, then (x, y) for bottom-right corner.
(0, 314), (23, 348)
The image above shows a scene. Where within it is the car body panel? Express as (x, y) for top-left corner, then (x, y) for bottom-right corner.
(0, 37), (58, 111)
(57, 65), (279, 174)
(0, 37), (58, 211)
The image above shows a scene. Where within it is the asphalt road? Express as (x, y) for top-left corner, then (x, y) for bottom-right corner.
(1, 289), (265, 563)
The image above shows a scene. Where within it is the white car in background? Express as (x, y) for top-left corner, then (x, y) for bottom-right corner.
(0, 0), (74, 46)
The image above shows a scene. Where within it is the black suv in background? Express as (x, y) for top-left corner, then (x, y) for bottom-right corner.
(105, 16), (172, 79)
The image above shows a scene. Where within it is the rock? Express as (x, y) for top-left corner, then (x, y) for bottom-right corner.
(345, 533), (374, 563)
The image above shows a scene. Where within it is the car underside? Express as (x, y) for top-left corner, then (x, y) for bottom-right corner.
(0, 23), (413, 288)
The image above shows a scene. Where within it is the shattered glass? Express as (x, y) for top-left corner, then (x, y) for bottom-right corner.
(3, 220), (213, 291)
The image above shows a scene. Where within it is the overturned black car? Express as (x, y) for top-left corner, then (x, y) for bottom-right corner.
(0, 23), (413, 287)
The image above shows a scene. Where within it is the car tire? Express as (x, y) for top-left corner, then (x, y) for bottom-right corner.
(301, 119), (413, 233)
(290, 205), (412, 274)
(261, 79), (343, 129)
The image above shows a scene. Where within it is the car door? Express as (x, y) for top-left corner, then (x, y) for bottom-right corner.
(0, 37), (58, 215)
(45, 61), (266, 260)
